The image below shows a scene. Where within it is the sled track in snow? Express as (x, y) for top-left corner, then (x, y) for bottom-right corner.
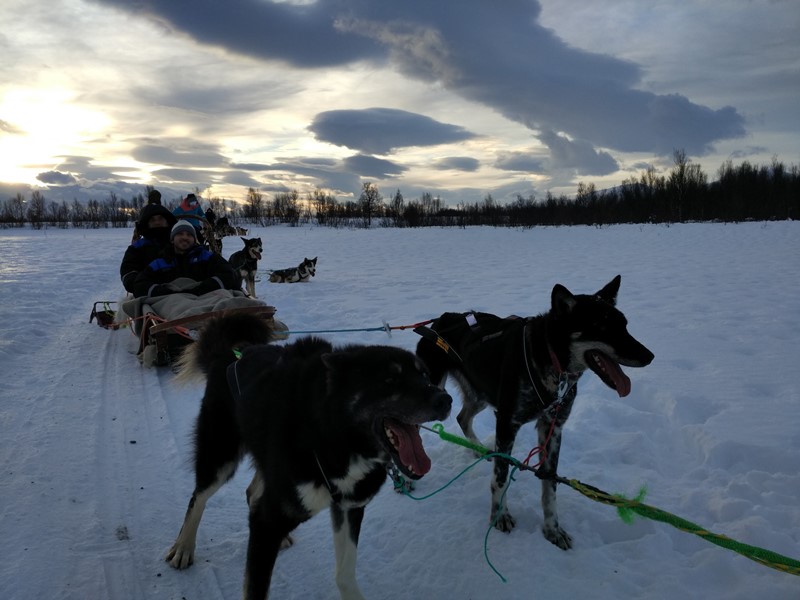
(94, 329), (231, 599)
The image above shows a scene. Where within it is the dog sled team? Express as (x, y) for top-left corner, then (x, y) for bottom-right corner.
(110, 191), (316, 365)
(99, 192), (655, 599)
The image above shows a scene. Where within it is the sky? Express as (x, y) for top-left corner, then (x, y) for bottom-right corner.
(1, 222), (799, 599)
(1, 0), (798, 207)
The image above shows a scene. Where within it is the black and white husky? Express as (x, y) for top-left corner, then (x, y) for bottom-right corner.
(166, 313), (451, 599)
(228, 237), (262, 297)
(416, 275), (654, 550)
(268, 256), (317, 283)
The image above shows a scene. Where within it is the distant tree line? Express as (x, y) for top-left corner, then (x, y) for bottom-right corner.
(1, 152), (797, 229)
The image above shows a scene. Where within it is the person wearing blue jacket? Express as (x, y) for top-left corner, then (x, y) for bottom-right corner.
(133, 220), (239, 298)
(120, 203), (177, 293)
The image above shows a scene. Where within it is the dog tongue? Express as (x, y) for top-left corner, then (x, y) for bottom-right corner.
(595, 352), (632, 397)
(254, 251), (262, 260)
(386, 420), (432, 476)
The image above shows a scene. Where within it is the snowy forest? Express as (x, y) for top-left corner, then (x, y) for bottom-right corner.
(2, 153), (798, 229)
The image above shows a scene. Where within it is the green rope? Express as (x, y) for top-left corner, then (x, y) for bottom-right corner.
(420, 423), (800, 579)
(564, 478), (800, 576)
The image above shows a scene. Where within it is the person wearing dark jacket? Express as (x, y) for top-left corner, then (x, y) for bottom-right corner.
(120, 203), (177, 293)
(204, 206), (216, 227)
(133, 220), (239, 298)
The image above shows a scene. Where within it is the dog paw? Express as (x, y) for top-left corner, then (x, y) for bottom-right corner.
(542, 524), (572, 550)
(493, 512), (517, 533)
(165, 543), (194, 569)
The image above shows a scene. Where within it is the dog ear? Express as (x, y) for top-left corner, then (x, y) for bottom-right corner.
(551, 284), (577, 315)
(595, 275), (621, 305)
(241, 237), (246, 243)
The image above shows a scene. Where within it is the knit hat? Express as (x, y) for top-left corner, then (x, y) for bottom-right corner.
(171, 219), (197, 242)
(137, 203), (177, 235)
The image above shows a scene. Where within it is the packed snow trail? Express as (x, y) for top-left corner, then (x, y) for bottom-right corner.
(1, 224), (799, 599)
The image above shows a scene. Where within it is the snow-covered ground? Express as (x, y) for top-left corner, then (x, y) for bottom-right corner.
(1, 222), (798, 599)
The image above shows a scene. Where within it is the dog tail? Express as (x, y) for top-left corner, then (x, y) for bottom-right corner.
(174, 313), (276, 384)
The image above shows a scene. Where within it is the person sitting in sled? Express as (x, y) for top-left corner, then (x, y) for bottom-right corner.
(128, 220), (289, 334)
(133, 220), (238, 299)
(129, 188), (167, 243)
(123, 220), (289, 343)
(120, 203), (177, 293)
(172, 193), (206, 243)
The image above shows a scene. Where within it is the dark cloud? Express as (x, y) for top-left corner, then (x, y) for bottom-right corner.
(729, 146), (770, 159)
(342, 154), (406, 177)
(539, 130), (618, 176)
(340, 2), (746, 157)
(433, 156), (480, 171)
(92, 0), (746, 166)
(232, 157), (340, 173)
(132, 142), (227, 168)
(91, 0), (384, 68)
(51, 156), (140, 182)
(229, 162), (276, 172)
(309, 107), (476, 154)
(221, 170), (263, 188)
(128, 73), (301, 125)
(494, 152), (545, 173)
(151, 168), (217, 186)
(36, 171), (78, 185)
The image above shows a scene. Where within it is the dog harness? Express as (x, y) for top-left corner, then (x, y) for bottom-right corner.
(416, 313), (578, 410)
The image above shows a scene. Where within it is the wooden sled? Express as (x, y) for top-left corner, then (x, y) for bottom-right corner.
(136, 303), (279, 367)
(91, 297), (282, 367)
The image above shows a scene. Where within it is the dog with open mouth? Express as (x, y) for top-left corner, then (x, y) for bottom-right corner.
(166, 313), (451, 599)
(416, 275), (654, 551)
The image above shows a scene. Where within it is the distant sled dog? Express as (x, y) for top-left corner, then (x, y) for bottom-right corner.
(268, 256), (317, 283)
(214, 217), (248, 237)
(416, 275), (654, 550)
(166, 313), (452, 599)
(228, 237), (262, 298)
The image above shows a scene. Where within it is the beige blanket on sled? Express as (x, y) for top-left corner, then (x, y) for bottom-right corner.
(122, 278), (270, 323)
